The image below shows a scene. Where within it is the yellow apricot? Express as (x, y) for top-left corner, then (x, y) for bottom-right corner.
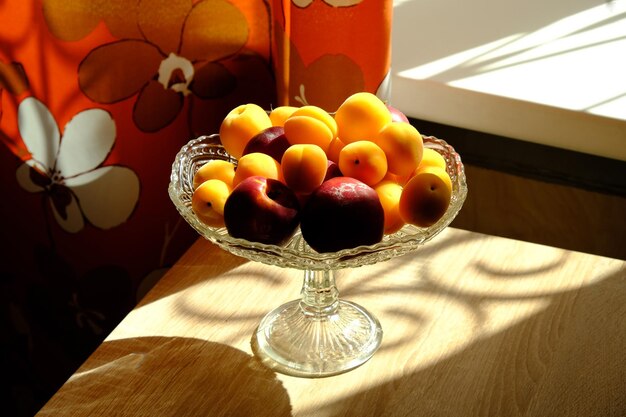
(191, 179), (231, 227)
(374, 180), (405, 234)
(232, 152), (282, 187)
(327, 136), (345, 163)
(417, 147), (447, 171)
(193, 160), (236, 190)
(338, 140), (388, 186)
(334, 92), (392, 143)
(399, 166), (452, 228)
(281, 144), (328, 194)
(283, 115), (334, 153)
(375, 122), (423, 177)
(383, 171), (410, 185)
(290, 105), (338, 138)
(269, 106), (299, 127)
(219, 103), (272, 159)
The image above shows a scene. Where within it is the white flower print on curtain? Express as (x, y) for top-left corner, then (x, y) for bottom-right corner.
(15, 97), (140, 233)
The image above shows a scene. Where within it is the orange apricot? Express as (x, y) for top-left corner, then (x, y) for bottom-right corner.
(399, 166), (452, 228)
(193, 160), (236, 190)
(269, 106), (299, 127)
(375, 122), (423, 177)
(283, 115), (334, 153)
(334, 92), (392, 143)
(338, 140), (388, 186)
(417, 147), (447, 171)
(382, 171), (410, 186)
(191, 179), (231, 227)
(374, 180), (405, 234)
(232, 152), (282, 187)
(219, 103), (272, 159)
(327, 136), (345, 163)
(290, 105), (338, 138)
(281, 144), (328, 194)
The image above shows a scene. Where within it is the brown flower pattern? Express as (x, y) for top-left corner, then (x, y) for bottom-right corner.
(43, 0), (251, 132)
(273, 24), (365, 111)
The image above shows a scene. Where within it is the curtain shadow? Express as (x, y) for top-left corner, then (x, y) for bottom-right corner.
(136, 238), (249, 308)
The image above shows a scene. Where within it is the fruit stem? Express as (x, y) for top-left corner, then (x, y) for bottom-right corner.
(299, 269), (339, 318)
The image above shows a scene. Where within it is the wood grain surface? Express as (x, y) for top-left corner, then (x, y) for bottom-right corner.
(36, 228), (626, 417)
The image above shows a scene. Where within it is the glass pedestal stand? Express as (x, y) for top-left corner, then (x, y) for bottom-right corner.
(169, 134), (467, 379)
(254, 269), (382, 377)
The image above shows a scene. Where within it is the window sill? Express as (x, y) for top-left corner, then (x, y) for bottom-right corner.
(391, 0), (626, 162)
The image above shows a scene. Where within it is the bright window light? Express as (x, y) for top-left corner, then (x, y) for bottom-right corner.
(396, 0), (626, 120)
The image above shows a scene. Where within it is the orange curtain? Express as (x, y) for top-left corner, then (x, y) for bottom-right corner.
(0, 1), (274, 415)
(270, 0), (393, 111)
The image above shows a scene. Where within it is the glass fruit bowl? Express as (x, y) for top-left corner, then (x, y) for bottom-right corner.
(169, 134), (467, 377)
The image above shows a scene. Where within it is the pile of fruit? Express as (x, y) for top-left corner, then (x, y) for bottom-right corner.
(191, 92), (452, 253)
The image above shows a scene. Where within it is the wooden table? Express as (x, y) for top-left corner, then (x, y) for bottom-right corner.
(36, 228), (626, 417)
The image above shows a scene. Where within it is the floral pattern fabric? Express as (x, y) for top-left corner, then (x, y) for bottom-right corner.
(16, 97), (140, 233)
(271, 0), (392, 111)
(1, 1), (273, 415)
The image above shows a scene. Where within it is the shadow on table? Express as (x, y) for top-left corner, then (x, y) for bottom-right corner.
(300, 264), (626, 416)
(137, 239), (249, 308)
(36, 337), (292, 417)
